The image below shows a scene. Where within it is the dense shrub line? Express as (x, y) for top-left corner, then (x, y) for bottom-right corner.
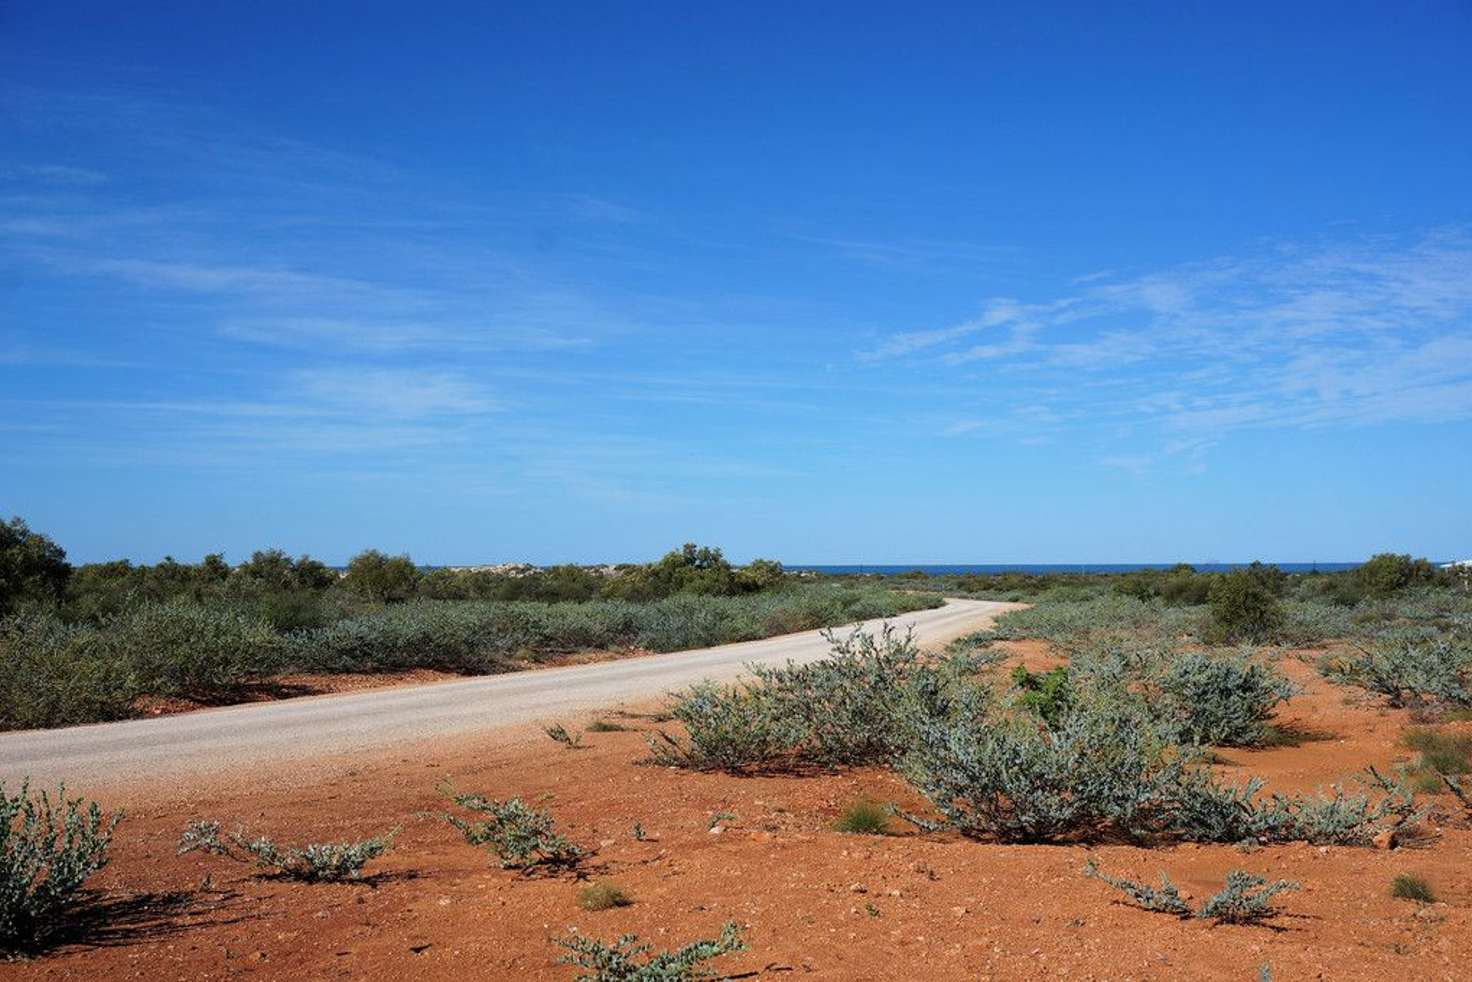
(0, 586), (937, 731)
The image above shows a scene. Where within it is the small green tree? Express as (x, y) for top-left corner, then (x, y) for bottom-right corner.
(1207, 570), (1284, 642)
(1355, 553), (1439, 598)
(343, 549), (418, 602)
(0, 517), (71, 615)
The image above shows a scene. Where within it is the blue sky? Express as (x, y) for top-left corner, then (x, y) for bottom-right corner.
(3, 2), (1470, 564)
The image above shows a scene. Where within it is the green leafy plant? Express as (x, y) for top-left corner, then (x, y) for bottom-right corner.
(177, 820), (393, 882)
(1009, 664), (1074, 727)
(440, 785), (584, 873)
(556, 922), (745, 981)
(899, 700), (1191, 843)
(1, 781), (119, 951)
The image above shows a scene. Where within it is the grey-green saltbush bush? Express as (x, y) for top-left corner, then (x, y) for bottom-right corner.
(1320, 638), (1472, 709)
(1170, 772), (1420, 846)
(644, 682), (801, 772)
(0, 605), (284, 731)
(2, 781), (119, 951)
(177, 821), (392, 882)
(1060, 643), (1297, 748)
(899, 700), (1191, 842)
(648, 626), (985, 773)
(441, 786), (584, 873)
(556, 922), (744, 982)
(1153, 651), (1298, 747)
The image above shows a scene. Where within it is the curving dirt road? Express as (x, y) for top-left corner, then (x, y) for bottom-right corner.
(0, 598), (1015, 789)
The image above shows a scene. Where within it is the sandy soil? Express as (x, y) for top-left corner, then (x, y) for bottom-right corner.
(5, 651), (1469, 981)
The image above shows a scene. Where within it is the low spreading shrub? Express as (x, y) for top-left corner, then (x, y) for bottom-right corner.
(1320, 638), (1472, 709)
(1084, 861), (1297, 925)
(556, 922), (744, 982)
(177, 821), (393, 882)
(644, 683), (800, 772)
(1081, 860), (1190, 915)
(649, 627), (986, 773)
(1153, 651), (1298, 747)
(899, 700), (1191, 843)
(1170, 771), (1421, 846)
(441, 786), (584, 873)
(1, 782), (119, 952)
(748, 625), (945, 767)
(1194, 870), (1299, 924)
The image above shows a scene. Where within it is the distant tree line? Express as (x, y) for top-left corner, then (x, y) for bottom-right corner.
(0, 517), (790, 629)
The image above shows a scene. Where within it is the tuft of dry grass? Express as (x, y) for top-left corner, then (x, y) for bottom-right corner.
(832, 799), (891, 835)
(1390, 873), (1435, 903)
(577, 881), (632, 911)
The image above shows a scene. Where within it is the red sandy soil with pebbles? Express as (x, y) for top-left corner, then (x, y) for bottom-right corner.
(5, 646), (1470, 981)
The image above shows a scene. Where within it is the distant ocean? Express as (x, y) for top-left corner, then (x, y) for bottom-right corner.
(788, 562), (1367, 575)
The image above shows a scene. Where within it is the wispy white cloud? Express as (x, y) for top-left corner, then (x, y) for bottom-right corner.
(868, 230), (1472, 465)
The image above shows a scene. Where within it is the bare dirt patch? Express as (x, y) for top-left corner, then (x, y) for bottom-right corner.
(8, 650), (1470, 980)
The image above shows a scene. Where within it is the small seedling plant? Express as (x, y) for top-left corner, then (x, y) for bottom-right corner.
(556, 921), (745, 981)
(1, 781), (120, 952)
(440, 784), (584, 873)
(545, 724), (585, 749)
(177, 821), (393, 882)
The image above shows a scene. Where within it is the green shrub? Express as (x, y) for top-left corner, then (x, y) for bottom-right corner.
(1355, 554), (1439, 599)
(0, 517), (71, 616)
(112, 603), (287, 698)
(644, 683), (800, 773)
(832, 799), (890, 835)
(577, 881), (632, 911)
(0, 614), (136, 730)
(1207, 571), (1285, 643)
(177, 820), (393, 882)
(1170, 771), (1421, 845)
(441, 786), (584, 873)
(1390, 873), (1435, 903)
(556, 922), (744, 981)
(1320, 639), (1472, 709)
(343, 549), (419, 603)
(748, 625), (936, 767)
(1, 781), (119, 952)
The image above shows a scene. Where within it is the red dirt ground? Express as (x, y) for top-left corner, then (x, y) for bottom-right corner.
(5, 648), (1470, 981)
